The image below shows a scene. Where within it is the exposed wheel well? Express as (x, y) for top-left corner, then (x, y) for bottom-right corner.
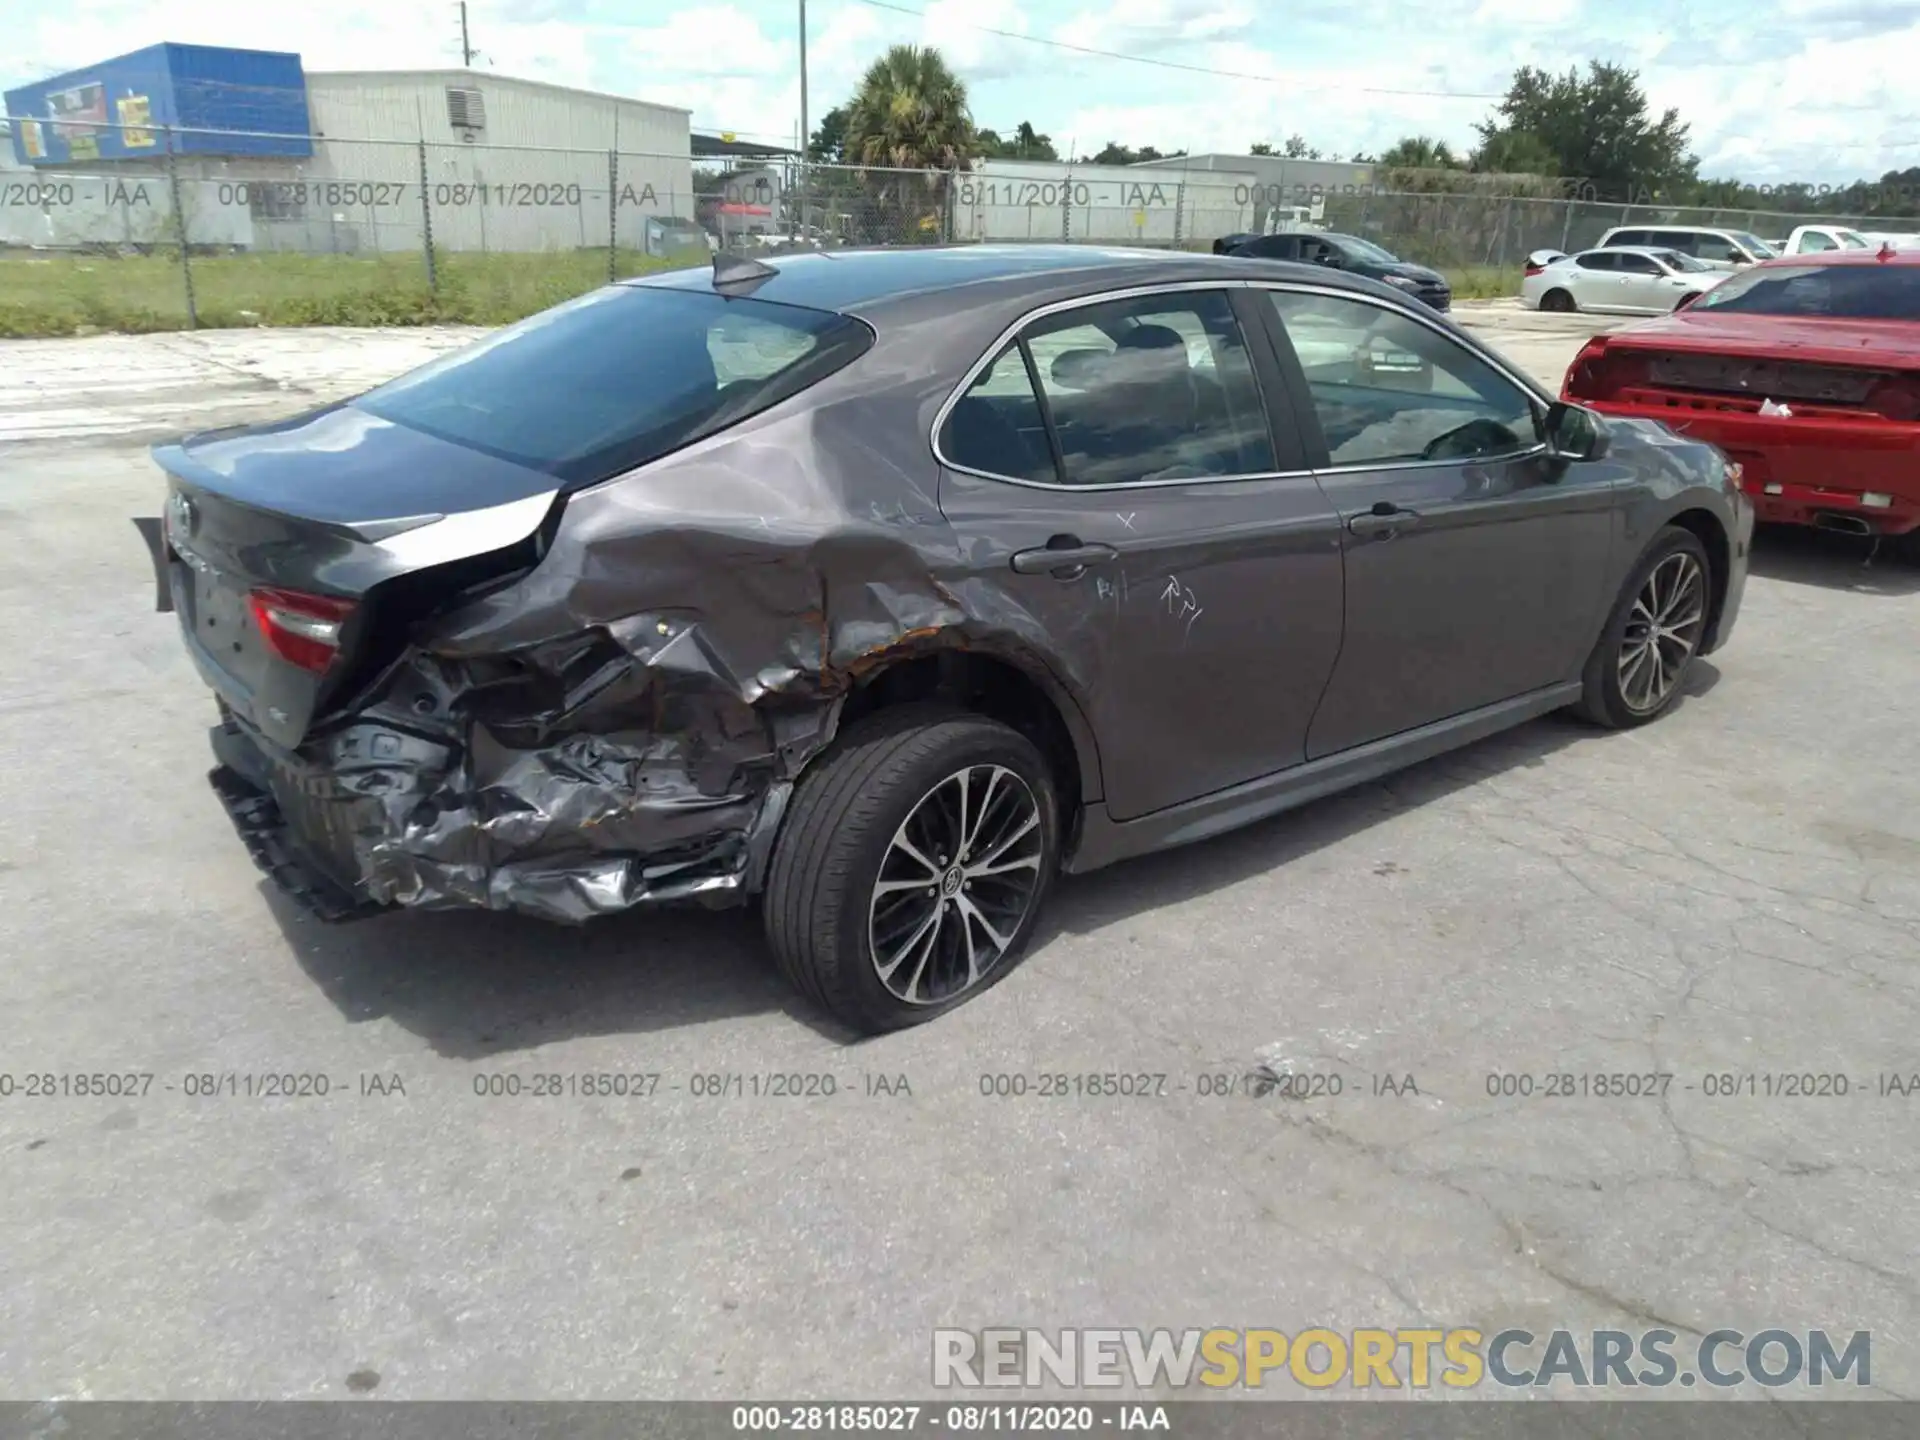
(836, 651), (1088, 835)
(1664, 508), (1731, 646)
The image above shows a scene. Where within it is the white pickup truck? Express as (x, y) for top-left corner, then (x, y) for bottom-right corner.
(1769, 224), (1917, 254)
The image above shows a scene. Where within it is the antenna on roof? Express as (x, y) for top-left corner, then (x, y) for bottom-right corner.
(713, 251), (779, 289)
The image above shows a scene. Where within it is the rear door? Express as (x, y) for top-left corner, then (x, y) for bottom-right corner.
(1569, 251), (1624, 310)
(936, 284), (1345, 821)
(1248, 284), (1622, 758)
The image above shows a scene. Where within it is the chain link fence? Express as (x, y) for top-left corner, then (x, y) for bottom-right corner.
(0, 119), (1905, 335)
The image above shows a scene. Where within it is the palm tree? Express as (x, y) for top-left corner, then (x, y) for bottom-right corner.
(844, 45), (974, 172)
(842, 45), (974, 241)
(1378, 136), (1461, 170)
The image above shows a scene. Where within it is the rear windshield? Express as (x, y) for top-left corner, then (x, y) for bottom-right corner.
(354, 284), (871, 484)
(1693, 263), (1920, 319)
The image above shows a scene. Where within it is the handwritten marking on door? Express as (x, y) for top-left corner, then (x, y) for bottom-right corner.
(1161, 575), (1203, 639)
(1116, 512), (1138, 530)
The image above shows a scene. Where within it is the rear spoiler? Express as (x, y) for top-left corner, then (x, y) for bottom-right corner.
(1527, 248), (1568, 268)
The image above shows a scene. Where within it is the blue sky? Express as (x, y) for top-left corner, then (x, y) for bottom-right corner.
(7, 0), (1920, 182)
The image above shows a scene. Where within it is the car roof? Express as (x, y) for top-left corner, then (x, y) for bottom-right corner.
(623, 243), (1413, 319)
(1577, 245), (1676, 257)
(1606, 224), (1745, 235)
(1752, 246), (1920, 268)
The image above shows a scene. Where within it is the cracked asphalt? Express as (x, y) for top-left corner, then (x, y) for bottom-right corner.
(2, 309), (1917, 1402)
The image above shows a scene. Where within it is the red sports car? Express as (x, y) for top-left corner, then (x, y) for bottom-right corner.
(1562, 244), (1920, 539)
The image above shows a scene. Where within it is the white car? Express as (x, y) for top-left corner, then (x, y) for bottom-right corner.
(1780, 224), (1875, 254)
(1521, 246), (1725, 315)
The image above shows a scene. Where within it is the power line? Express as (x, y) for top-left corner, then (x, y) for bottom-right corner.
(849, 0), (1504, 100)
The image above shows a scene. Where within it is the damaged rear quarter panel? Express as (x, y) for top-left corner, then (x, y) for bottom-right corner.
(321, 309), (1107, 923)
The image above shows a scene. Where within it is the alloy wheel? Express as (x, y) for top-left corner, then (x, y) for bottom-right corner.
(1617, 550), (1706, 714)
(867, 764), (1044, 1006)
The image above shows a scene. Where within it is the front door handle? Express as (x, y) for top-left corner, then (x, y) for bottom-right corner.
(1347, 502), (1421, 538)
(1011, 539), (1118, 578)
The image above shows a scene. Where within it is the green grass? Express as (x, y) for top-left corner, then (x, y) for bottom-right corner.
(1448, 265), (1522, 300)
(0, 247), (1526, 339)
(0, 248), (702, 338)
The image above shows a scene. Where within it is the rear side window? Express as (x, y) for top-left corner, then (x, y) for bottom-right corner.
(1575, 252), (1617, 271)
(939, 290), (1276, 486)
(1608, 230), (1648, 247)
(1694, 264), (1920, 319)
(1653, 231), (1700, 255)
(354, 285), (871, 485)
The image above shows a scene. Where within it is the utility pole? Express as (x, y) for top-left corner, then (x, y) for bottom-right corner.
(458, 2), (476, 66)
(797, 0), (810, 239)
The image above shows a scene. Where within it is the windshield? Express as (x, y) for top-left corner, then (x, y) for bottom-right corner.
(1332, 234), (1400, 264)
(1692, 263), (1920, 319)
(1732, 232), (1778, 258)
(355, 285), (871, 485)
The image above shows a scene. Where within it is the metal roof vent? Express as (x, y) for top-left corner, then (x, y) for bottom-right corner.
(446, 87), (486, 133)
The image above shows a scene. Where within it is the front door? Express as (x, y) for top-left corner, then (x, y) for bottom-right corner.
(1249, 285), (1623, 759)
(936, 285), (1345, 821)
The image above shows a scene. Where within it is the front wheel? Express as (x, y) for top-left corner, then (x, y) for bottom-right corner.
(1573, 526), (1713, 729)
(762, 705), (1058, 1033)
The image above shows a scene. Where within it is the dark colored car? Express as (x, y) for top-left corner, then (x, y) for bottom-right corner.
(140, 245), (1751, 1033)
(1225, 231), (1453, 311)
(1564, 244), (1920, 540)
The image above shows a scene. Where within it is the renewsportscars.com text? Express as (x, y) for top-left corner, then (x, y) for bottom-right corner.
(932, 1327), (1871, 1391)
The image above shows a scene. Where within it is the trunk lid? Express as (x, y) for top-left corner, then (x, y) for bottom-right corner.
(152, 403), (559, 750)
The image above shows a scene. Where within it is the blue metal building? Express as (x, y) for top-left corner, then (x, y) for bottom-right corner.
(4, 44), (313, 165)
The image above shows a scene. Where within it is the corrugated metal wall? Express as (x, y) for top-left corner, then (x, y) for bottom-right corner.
(216, 71), (698, 254)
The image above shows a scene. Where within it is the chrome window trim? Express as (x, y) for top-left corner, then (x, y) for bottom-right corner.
(930, 280), (1314, 492)
(929, 276), (1555, 493)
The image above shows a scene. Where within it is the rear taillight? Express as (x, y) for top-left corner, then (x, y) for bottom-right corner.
(1564, 339), (1651, 399)
(1867, 374), (1920, 422)
(247, 587), (355, 674)
(1524, 262), (1545, 277)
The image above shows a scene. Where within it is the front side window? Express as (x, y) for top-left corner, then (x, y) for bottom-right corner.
(1653, 232), (1700, 255)
(1616, 253), (1661, 274)
(1695, 234), (1744, 263)
(1266, 290), (1542, 467)
(942, 290), (1276, 486)
(1608, 230), (1648, 247)
(1800, 231), (1837, 252)
(356, 285), (870, 485)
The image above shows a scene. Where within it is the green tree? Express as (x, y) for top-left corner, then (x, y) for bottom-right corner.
(1476, 61), (1695, 199)
(1249, 141), (1274, 156)
(807, 105), (850, 163)
(1088, 142), (1184, 165)
(1378, 135), (1462, 170)
(1282, 134), (1321, 159)
(843, 45), (975, 171)
(976, 120), (1057, 161)
(1470, 127), (1558, 176)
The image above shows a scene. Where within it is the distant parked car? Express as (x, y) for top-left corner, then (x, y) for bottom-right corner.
(1523, 246), (1725, 314)
(1597, 225), (1777, 271)
(642, 216), (711, 258)
(1225, 231), (1451, 311)
(1563, 242), (1920, 542)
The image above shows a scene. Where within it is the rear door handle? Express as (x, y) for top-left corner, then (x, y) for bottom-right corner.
(1011, 540), (1118, 577)
(1347, 503), (1421, 537)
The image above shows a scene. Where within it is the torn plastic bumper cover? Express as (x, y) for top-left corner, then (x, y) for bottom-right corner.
(206, 614), (857, 925)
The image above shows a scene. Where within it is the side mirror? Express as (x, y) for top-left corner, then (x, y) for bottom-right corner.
(1545, 401), (1611, 462)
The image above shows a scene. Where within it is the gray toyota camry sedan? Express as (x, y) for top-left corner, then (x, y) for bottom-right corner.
(140, 244), (1753, 1034)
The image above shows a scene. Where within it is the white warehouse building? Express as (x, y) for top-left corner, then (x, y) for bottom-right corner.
(249, 69), (695, 255)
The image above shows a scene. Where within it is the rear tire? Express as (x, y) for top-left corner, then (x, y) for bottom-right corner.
(762, 704), (1059, 1034)
(1541, 288), (1576, 313)
(1573, 526), (1712, 729)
